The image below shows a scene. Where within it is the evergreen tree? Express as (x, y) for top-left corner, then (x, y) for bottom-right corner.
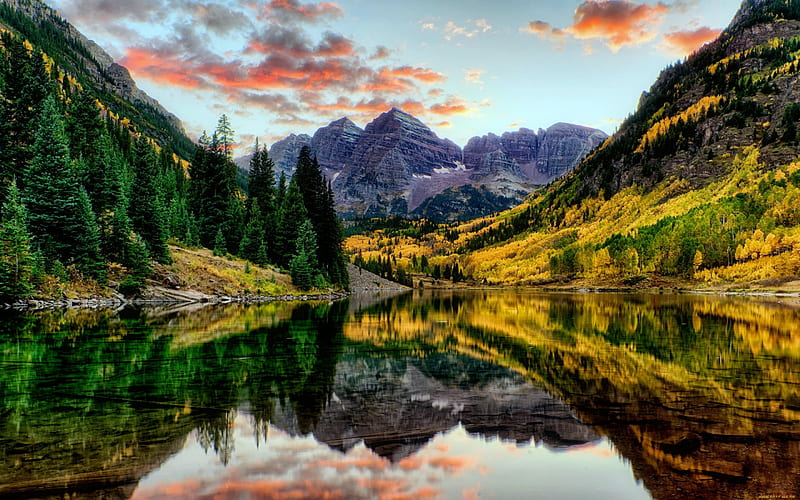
(240, 200), (266, 263)
(290, 219), (318, 290)
(213, 228), (227, 256)
(274, 177), (307, 267)
(0, 180), (34, 299)
(215, 114), (234, 160)
(66, 90), (104, 161)
(276, 172), (287, 210)
(129, 137), (171, 263)
(248, 141), (277, 238)
(22, 96), (104, 279)
(291, 147), (348, 287)
(0, 34), (51, 202)
(189, 125), (239, 249)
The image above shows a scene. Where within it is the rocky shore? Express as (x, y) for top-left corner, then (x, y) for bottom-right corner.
(1, 290), (350, 311)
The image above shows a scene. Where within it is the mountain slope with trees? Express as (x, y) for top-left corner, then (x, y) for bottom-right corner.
(0, 0), (349, 301)
(345, 0), (800, 290)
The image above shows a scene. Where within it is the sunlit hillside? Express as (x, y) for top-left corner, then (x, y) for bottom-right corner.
(346, 6), (800, 291)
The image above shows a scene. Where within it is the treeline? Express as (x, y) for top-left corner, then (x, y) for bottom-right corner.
(352, 252), (467, 286)
(0, 29), (347, 300)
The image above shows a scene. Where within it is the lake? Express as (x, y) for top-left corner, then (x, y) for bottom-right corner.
(1, 291), (799, 499)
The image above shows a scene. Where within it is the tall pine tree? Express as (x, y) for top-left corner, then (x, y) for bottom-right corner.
(0, 180), (34, 299)
(129, 137), (171, 263)
(274, 177), (308, 267)
(289, 219), (318, 290)
(247, 140), (277, 243)
(292, 146), (348, 287)
(22, 95), (104, 279)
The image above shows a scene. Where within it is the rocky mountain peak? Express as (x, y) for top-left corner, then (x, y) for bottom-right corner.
(366, 107), (428, 135)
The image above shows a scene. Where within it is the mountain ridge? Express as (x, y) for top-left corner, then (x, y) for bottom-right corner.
(236, 109), (606, 221)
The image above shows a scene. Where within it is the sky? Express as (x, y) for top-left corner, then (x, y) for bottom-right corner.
(47, 0), (743, 155)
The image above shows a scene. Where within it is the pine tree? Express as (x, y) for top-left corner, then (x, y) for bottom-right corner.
(248, 141), (277, 238)
(274, 177), (307, 267)
(22, 96), (104, 279)
(213, 228), (227, 256)
(240, 200), (266, 263)
(290, 219), (318, 290)
(0, 35), (51, 204)
(215, 114), (234, 160)
(0, 180), (34, 299)
(129, 137), (171, 263)
(291, 147), (348, 287)
(66, 90), (104, 161)
(189, 125), (240, 249)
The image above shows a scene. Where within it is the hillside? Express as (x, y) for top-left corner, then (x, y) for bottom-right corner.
(0, 0), (350, 302)
(0, 0), (194, 158)
(345, 0), (800, 291)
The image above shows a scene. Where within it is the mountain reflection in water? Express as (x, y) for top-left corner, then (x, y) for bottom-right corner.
(1, 291), (799, 499)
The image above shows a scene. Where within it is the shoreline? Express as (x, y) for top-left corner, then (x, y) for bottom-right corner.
(1, 290), (351, 312)
(5, 284), (800, 311)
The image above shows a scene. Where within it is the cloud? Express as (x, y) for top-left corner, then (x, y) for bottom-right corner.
(569, 0), (668, 51)
(247, 27), (354, 58)
(52, 0), (162, 23)
(464, 68), (486, 86)
(521, 21), (567, 41)
(661, 26), (721, 56)
(263, 0), (344, 23)
(369, 46), (391, 60)
(193, 3), (251, 34)
(523, 0), (670, 52)
(424, 19), (493, 41)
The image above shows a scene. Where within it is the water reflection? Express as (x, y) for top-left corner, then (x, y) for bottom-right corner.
(1, 291), (799, 499)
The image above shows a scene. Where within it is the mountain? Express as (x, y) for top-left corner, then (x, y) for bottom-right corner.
(345, 0), (800, 289)
(237, 109), (606, 221)
(0, 0), (193, 158)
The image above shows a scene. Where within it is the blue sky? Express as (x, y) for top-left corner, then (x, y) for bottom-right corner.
(48, 0), (742, 154)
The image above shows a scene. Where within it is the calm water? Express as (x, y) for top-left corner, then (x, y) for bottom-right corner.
(1, 291), (799, 499)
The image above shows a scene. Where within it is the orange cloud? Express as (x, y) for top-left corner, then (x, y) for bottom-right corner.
(524, 0), (670, 52)
(430, 97), (473, 116)
(120, 47), (206, 88)
(522, 20), (567, 40)
(265, 0), (343, 22)
(661, 26), (721, 56)
(569, 0), (668, 51)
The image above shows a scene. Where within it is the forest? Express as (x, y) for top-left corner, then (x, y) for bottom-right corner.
(0, 29), (348, 301)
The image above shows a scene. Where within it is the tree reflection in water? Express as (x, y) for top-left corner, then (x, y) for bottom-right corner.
(0, 291), (799, 499)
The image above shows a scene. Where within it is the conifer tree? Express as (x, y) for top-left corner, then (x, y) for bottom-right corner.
(0, 35), (51, 202)
(0, 180), (34, 299)
(290, 219), (318, 290)
(240, 200), (266, 263)
(213, 228), (227, 257)
(22, 96), (104, 279)
(129, 137), (171, 263)
(248, 141), (277, 238)
(274, 177), (307, 267)
(66, 90), (104, 161)
(189, 125), (239, 249)
(291, 146), (348, 287)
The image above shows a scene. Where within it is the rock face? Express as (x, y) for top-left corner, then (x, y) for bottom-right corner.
(235, 109), (606, 221)
(311, 117), (363, 173)
(335, 108), (463, 217)
(464, 124), (608, 184)
(269, 133), (312, 179)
